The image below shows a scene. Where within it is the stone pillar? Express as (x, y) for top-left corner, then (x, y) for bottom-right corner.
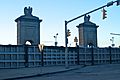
(76, 15), (99, 47)
(15, 7), (42, 45)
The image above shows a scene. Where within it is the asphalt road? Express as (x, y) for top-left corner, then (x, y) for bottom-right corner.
(17, 64), (120, 80)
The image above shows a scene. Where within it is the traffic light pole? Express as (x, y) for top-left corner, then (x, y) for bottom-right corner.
(65, 0), (118, 68)
(65, 21), (68, 68)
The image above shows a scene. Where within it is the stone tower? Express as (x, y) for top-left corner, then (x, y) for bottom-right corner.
(76, 15), (99, 47)
(15, 7), (42, 45)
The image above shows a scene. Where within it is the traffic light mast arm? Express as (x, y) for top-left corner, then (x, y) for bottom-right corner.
(67, 1), (117, 24)
(67, 5), (106, 23)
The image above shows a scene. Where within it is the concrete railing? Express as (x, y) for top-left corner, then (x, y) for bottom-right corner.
(0, 45), (120, 68)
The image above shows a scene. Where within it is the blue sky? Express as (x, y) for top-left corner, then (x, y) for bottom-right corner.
(0, 0), (120, 47)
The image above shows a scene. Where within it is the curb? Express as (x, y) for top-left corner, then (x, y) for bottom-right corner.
(3, 67), (79, 80)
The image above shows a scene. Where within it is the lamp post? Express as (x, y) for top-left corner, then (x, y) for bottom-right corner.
(110, 33), (120, 47)
(54, 33), (58, 46)
(38, 44), (44, 66)
(110, 37), (115, 47)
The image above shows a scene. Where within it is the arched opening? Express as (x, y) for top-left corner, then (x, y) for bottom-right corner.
(25, 40), (33, 45)
(88, 43), (93, 48)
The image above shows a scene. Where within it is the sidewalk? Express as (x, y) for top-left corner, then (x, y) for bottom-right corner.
(0, 65), (82, 80)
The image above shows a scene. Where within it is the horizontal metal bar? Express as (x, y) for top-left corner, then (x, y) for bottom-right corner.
(67, 0), (117, 23)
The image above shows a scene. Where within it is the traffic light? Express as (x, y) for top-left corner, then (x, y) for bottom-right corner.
(102, 8), (107, 20)
(117, 0), (120, 6)
(67, 29), (71, 37)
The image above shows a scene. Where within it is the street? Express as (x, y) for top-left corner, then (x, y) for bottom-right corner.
(17, 64), (120, 80)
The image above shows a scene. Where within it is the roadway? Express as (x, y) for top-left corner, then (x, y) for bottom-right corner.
(17, 64), (120, 80)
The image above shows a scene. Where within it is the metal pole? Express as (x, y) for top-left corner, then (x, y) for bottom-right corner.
(24, 45), (28, 67)
(91, 46), (94, 65)
(41, 49), (44, 66)
(109, 46), (112, 64)
(77, 45), (80, 65)
(65, 21), (68, 68)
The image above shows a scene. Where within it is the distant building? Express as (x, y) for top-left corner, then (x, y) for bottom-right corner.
(15, 7), (42, 45)
(76, 15), (99, 47)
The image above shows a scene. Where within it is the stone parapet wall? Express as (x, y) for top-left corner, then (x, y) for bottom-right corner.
(0, 45), (120, 68)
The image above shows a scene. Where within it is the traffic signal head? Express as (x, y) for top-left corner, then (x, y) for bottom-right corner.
(67, 29), (71, 37)
(117, 0), (120, 6)
(102, 8), (107, 20)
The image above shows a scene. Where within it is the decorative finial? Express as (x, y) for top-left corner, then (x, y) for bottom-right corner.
(24, 6), (32, 16)
(84, 15), (90, 22)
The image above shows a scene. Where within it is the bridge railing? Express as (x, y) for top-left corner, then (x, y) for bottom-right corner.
(0, 45), (120, 68)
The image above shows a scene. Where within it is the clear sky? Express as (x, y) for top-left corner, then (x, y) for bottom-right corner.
(0, 0), (120, 47)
